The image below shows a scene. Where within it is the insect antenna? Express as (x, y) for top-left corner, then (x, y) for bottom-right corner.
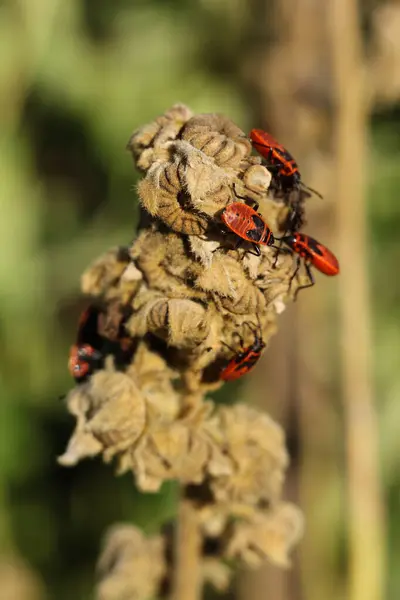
(242, 320), (258, 340)
(220, 340), (237, 354)
(300, 182), (323, 199)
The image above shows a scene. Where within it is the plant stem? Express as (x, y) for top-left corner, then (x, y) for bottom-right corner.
(173, 490), (202, 600)
(331, 2), (386, 600)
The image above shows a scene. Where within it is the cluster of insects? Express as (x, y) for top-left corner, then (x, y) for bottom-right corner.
(68, 304), (133, 383)
(218, 128), (340, 382)
(68, 305), (104, 382)
(68, 128), (339, 386)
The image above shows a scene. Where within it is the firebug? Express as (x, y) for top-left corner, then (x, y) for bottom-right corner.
(220, 201), (275, 256)
(68, 305), (104, 382)
(249, 128), (322, 233)
(279, 232), (339, 298)
(220, 322), (265, 382)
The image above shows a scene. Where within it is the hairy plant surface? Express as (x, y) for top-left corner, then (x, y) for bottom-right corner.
(60, 105), (305, 600)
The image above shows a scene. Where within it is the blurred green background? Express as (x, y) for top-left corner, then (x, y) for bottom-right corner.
(0, 1), (399, 599)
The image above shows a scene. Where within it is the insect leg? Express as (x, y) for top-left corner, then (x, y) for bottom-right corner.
(293, 262), (315, 301)
(288, 255), (301, 292)
(248, 244), (261, 257)
(220, 340), (237, 353)
(242, 321), (258, 342)
(261, 162), (281, 173)
(232, 183), (258, 209)
(233, 238), (244, 251)
(271, 239), (284, 268)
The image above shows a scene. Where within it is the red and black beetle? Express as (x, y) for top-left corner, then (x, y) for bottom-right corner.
(249, 129), (322, 198)
(68, 343), (103, 381)
(249, 128), (322, 232)
(279, 232), (340, 298)
(68, 305), (104, 382)
(220, 201), (275, 256)
(220, 322), (266, 382)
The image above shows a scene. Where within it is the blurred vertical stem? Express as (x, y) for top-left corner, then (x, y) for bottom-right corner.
(330, 2), (386, 600)
(173, 491), (202, 600)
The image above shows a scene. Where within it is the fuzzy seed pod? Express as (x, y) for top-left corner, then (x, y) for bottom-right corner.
(180, 113), (251, 168)
(81, 247), (132, 299)
(225, 503), (305, 568)
(242, 164), (272, 194)
(127, 103), (193, 171)
(138, 160), (209, 235)
(96, 525), (166, 600)
(171, 140), (233, 214)
(58, 366), (146, 466)
(208, 405), (288, 506)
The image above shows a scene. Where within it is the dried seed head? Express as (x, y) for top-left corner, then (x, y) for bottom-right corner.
(81, 247), (132, 299)
(58, 366), (146, 466)
(180, 113), (251, 167)
(225, 503), (305, 568)
(208, 404), (288, 506)
(61, 105), (307, 578)
(96, 525), (166, 600)
(127, 103), (193, 171)
(242, 164), (272, 194)
(128, 402), (213, 491)
(138, 161), (209, 235)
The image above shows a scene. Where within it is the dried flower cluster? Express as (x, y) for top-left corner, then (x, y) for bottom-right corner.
(97, 525), (166, 600)
(59, 105), (305, 599)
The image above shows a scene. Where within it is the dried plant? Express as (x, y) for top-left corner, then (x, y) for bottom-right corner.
(59, 104), (307, 600)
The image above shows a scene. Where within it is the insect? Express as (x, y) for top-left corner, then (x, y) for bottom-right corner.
(250, 129), (322, 197)
(279, 233), (340, 298)
(68, 305), (104, 382)
(250, 128), (322, 233)
(220, 201), (275, 256)
(68, 343), (103, 381)
(220, 322), (266, 382)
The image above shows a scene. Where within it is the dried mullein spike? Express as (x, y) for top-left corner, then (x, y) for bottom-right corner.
(60, 105), (310, 593)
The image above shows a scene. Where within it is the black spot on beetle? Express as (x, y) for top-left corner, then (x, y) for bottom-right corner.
(306, 236), (323, 255)
(251, 214), (265, 229)
(246, 228), (262, 241)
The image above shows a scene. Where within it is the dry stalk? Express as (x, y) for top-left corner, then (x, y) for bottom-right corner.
(330, 3), (386, 600)
(174, 494), (202, 600)
(59, 105), (307, 600)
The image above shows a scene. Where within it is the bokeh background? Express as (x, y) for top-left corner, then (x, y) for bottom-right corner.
(1, 0), (399, 599)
